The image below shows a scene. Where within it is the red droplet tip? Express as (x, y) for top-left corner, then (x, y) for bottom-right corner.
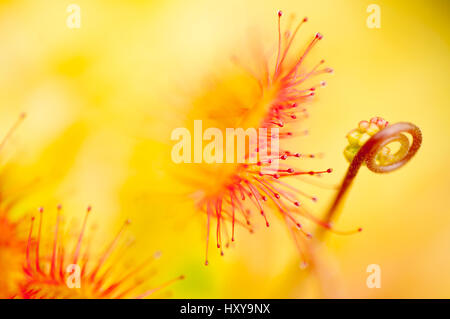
(278, 10), (283, 17)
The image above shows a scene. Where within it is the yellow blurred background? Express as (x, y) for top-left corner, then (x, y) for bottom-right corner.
(0, 0), (449, 298)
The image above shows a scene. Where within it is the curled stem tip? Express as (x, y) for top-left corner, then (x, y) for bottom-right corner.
(322, 118), (422, 231)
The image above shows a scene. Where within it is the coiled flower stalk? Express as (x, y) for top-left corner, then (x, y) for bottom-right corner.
(322, 117), (422, 229)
